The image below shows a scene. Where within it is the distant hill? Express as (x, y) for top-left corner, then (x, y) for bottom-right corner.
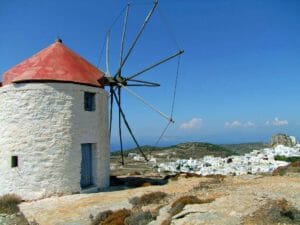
(111, 142), (235, 159)
(221, 142), (268, 155)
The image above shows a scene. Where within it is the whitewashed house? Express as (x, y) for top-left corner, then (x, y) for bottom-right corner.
(0, 40), (110, 200)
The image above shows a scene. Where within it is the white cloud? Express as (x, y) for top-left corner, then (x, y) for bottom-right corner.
(225, 120), (242, 127)
(244, 121), (255, 128)
(180, 118), (202, 131)
(225, 120), (255, 128)
(265, 117), (288, 126)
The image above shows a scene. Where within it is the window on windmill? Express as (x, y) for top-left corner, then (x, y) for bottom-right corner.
(11, 156), (18, 168)
(84, 92), (96, 111)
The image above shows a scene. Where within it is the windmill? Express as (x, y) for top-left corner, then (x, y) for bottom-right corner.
(102, 0), (184, 165)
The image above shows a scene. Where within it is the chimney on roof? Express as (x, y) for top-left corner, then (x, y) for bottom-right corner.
(55, 38), (63, 43)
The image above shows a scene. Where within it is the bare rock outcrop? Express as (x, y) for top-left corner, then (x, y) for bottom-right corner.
(270, 134), (296, 147)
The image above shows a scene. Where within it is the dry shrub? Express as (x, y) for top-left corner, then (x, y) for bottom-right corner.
(273, 161), (300, 176)
(184, 173), (202, 178)
(140, 192), (167, 205)
(129, 196), (141, 207)
(101, 209), (131, 225)
(272, 166), (287, 176)
(242, 198), (300, 225)
(160, 218), (172, 225)
(165, 173), (201, 181)
(0, 194), (22, 215)
(124, 210), (154, 225)
(289, 161), (300, 167)
(164, 173), (181, 181)
(151, 204), (164, 219)
(204, 174), (226, 181)
(169, 195), (215, 216)
(90, 210), (113, 225)
(129, 192), (168, 208)
(140, 182), (152, 187)
(193, 177), (224, 191)
(287, 161), (300, 173)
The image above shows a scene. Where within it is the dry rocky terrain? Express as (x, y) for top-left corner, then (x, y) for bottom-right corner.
(17, 172), (300, 225)
(2, 137), (299, 224)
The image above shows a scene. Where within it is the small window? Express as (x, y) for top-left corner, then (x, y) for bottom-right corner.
(84, 92), (95, 111)
(11, 156), (18, 168)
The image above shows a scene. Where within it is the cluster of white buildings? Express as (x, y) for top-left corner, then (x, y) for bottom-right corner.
(157, 144), (300, 176)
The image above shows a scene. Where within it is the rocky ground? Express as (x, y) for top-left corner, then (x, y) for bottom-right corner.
(19, 173), (300, 225)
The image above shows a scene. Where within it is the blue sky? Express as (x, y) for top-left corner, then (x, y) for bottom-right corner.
(1, 0), (300, 149)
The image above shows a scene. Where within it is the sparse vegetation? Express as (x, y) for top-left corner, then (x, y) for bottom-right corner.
(101, 208), (131, 225)
(204, 174), (226, 181)
(163, 173), (181, 181)
(241, 198), (300, 225)
(90, 210), (113, 225)
(129, 191), (168, 208)
(272, 161), (300, 176)
(221, 142), (267, 155)
(90, 208), (156, 225)
(193, 176), (224, 191)
(112, 142), (235, 159)
(160, 218), (172, 225)
(124, 210), (154, 225)
(111, 145), (168, 156)
(169, 195), (215, 216)
(0, 194), (22, 215)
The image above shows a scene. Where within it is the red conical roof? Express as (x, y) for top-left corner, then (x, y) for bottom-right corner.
(2, 41), (104, 87)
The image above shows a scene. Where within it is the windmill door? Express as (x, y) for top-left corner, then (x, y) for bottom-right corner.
(81, 144), (93, 188)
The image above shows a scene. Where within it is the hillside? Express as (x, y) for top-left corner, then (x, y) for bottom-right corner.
(111, 142), (235, 159)
(221, 142), (268, 155)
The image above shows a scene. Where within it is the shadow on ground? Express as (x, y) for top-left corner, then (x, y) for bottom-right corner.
(109, 176), (168, 190)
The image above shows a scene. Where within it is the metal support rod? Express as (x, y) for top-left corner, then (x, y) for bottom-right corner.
(119, 83), (174, 123)
(118, 2), (130, 78)
(129, 79), (160, 86)
(114, 0), (158, 77)
(125, 49), (184, 81)
(126, 84), (159, 87)
(109, 87), (114, 139)
(105, 30), (111, 77)
(112, 89), (149, 161)
(118, 87), (125, 165)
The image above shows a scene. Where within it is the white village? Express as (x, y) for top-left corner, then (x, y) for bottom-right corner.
(157, 141), (300, 176)
(127, 135), (300, 176)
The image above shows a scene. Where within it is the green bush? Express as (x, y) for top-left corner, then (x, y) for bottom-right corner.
(274, 155), (300, 163)
(0, 194), (22, 215)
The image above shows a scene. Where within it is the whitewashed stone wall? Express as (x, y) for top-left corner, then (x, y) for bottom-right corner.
(0, 83), (109, 200)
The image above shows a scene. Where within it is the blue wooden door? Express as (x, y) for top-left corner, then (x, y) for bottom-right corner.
(81, 144), (93, 188)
